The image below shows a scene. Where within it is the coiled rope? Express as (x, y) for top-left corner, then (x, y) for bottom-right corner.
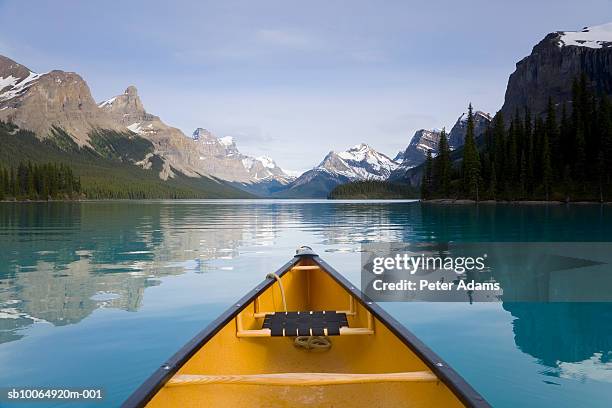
(294, 335), (332, 350)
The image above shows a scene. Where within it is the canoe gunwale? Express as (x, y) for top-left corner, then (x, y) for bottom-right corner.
(313, 256), (491, 408)
(122, 253), (491, 408)
(121, 256), (301, 408)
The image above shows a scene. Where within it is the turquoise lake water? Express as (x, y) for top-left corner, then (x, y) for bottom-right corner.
(0, 200), (611, 407)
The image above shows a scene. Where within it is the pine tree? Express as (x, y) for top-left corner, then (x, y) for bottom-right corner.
(26, 161), (35, 198)
(599, 96), (612, 188)
(560, 103), (570, 169)
(541, 130), (553, 200)
(462, 104), (481, 200)
(524, 108), (534, 194)
(421, 150), (433, 200)
(0, 165), (4, 200)
(575, 125), (586, 185)
(10, 167), (18, 197)
(597, 151), (605, 202)
(489, 161), (497, 199)
(433, 128), (451, 197)
(491, 112), (505, 196)
(563, 165), (572, 202)
(1, 168), (7, 195)
(545, 98), (559, 177)
(519, 150), (527, 198)
(533, 117), (545, 184)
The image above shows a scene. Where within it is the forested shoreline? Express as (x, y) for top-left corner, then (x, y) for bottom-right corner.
(421, 75), (612, 202)
(328, 180), (418, 199)
(0, 161), (82, 201)
(0, 122), (251, 200)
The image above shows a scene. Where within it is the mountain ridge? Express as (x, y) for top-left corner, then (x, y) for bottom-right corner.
(275, 143), (398, 198)
(0, 54), (292, 197)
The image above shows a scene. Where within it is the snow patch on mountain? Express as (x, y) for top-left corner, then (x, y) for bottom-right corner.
(127, 122), (143, 133)
(557, 22), (612, 49)
(0, 71), (42, 101)
(256, 156), (276, 169)
(394, 129), (441, 170)
(98, 96), (116, 108)
(219, 136), (235, 147)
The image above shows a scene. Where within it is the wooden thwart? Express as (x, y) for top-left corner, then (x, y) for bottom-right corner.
(167, 371), (438, 387)
(291, 265), (320, 270)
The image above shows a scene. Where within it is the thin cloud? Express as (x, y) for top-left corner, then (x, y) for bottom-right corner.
(255, 29), (316, 49)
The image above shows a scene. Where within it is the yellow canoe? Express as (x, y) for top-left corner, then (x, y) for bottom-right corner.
(123, 247), (489, 407)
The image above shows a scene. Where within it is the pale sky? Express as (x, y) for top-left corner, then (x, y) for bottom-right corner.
(0, 0), (609, 173)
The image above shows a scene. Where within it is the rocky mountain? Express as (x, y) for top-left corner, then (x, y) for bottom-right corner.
(501, 22), (612, 118)
(0, 54), (289, 198)
(0, 55), (124, 145)
(398, 22), (612, 189)
(447, 110), (492, 149)
(391, 109), (491, 177)
(98, 88), (293, 187)
(276, 144), (398, 198)
(190, 128), (292, 185)
(394, 129), (441, 169)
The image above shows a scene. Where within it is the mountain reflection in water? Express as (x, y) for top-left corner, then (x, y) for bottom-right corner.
(1, 200), (611, 407)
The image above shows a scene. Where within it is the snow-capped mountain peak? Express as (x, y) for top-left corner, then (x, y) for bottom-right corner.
(316, 143), (399, 181)
(241, 155), (293, 182)
(255, 156), (276, 169)
(219, 136), (235, 147)
(279, 144), (400, 198)
(557, 22), (612, 49)
(338, 143), (375, 161)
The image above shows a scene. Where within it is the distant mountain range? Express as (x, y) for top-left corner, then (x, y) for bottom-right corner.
(0, 55), (293, 197)
(391, 110), (492, 170)
(274, 109), (492, 198)
(1, 22), (611, 199)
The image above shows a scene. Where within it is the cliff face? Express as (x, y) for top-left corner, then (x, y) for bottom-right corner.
(1, 54), (292, 188)
(396, 129), (441, 169)
(0, 56), (124, 145)
(501, 23), (612, 119)
(99, 86), (200, 179)
(100, 88), (294, 183)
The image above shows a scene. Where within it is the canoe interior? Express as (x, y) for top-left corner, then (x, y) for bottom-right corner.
(144, 257), (466, 407)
